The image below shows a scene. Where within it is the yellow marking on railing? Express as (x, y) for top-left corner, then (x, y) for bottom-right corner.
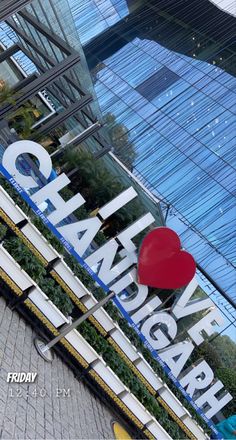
(89, 370), (144, 430)
(0, 209), (47, 266)
(0, 268), (22, 296)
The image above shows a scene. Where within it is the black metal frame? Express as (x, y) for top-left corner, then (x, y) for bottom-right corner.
(0, 44), (19, 62)
(0, 51), (80, 117)
(0, 0), (32, 21)
(33, 95), (93, 137)
(1, 9), (112, 152)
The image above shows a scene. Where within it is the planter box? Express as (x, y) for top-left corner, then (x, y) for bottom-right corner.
(0, 186), (26, 224)
(82, 295), (116, 332)
(65, 329), (98, 364)
(93, 360), (126, 395)
(120, 392), (152, 425)
(134, 358), (163, 391)
(181, 414), (207, 440)
(28, 287), (68, 328)
(53, 260), (89, 299)
(159, 386), (187, 418)
(22, 222), (59, 263)
(146, 420), (172, 440)
(0, 245), (34, 291)
(110, 328), (140, 362)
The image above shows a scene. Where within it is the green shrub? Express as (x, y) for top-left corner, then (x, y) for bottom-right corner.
(78, 320), (187, 439)
(0, 221), (7, 241)
(216, 368), (236, 417)
(4, 237), (46, 283)
(31, 215), (64, 254)
(64, 254), (96, 291)
(39, 277), (73, 316)
(3, 237), (73, 315)
(0, 176), (30, 215)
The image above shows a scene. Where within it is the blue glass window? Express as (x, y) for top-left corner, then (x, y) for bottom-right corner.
(135, 66), (180, 101)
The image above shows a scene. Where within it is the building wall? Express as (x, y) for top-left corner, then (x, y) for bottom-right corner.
(70, 2), (236, 303)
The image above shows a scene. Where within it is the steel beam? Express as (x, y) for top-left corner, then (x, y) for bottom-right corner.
(0, 53), (80, 118)
(0, 0), (32, 21)
(33, 94), (93, 136)
(17, 10), (76, 56)
(0, 44), (19, 63)
(13, 73), (38, 92)
(47, 82), (111, 151)
(6, 21), (58, 67)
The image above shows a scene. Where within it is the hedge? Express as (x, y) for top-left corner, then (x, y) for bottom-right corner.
(3, 236), (73, 316)
(0, 176), (209, 434)
(78, 320), (188, 439)
(0, 221), (7, 241)
(0, 230), (188, 439)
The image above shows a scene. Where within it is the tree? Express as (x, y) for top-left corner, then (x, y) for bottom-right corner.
(103, 113), (137, 170)
(0, 80), (18, 106)
(8, 103), (39, 139)
(63, 149), (124, 208)
(174, 286), (209, 343)
(190, 341), (223, 371)
(0, 80), (42, 138)
(63, 149), (145, 236)
(216, 368), (236, 417)
(211, 334), (236, 369)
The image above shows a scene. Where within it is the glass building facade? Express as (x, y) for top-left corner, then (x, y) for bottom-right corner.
(0, 0), (165, 224)
(93, 37), (236, 300)
(65, 0), (236, 305)
(69, 0), (129, 45)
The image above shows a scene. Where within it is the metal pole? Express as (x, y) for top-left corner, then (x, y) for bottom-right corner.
(50, 122), (102, 158)
(34, 291), (115, 362)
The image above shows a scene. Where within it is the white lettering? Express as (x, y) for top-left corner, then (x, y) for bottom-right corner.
(31, 174), (85, 225)
(179, 360), (214, 398)
(194, 380), (233, 418)
(85, 239), (136, 285)
(188, 308), (225, 346)
(117, 213), (155, 252)
(131, 296), (162, 323)
(138, 312), (177, 350)
(58, 217), (102, 256)
(6, 372), (37, 383)
(2, 140), (52, 189)
(159, 340), (195, 377)
(172, 277), (213, 320)
(2, 141), (232, 416)
(111, 268), (149, 312)
(99, 187), (137, 219)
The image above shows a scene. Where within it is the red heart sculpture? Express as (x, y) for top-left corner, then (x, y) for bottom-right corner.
(138, 227), (196, 289)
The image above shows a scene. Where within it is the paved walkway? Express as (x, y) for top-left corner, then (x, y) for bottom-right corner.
(0, 296), (117, 439)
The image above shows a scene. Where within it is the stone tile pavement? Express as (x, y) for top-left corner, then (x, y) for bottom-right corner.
(0, 296), (118, 439)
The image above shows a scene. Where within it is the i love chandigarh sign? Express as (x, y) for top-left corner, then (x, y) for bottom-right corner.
(0, 141), (232, 438)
